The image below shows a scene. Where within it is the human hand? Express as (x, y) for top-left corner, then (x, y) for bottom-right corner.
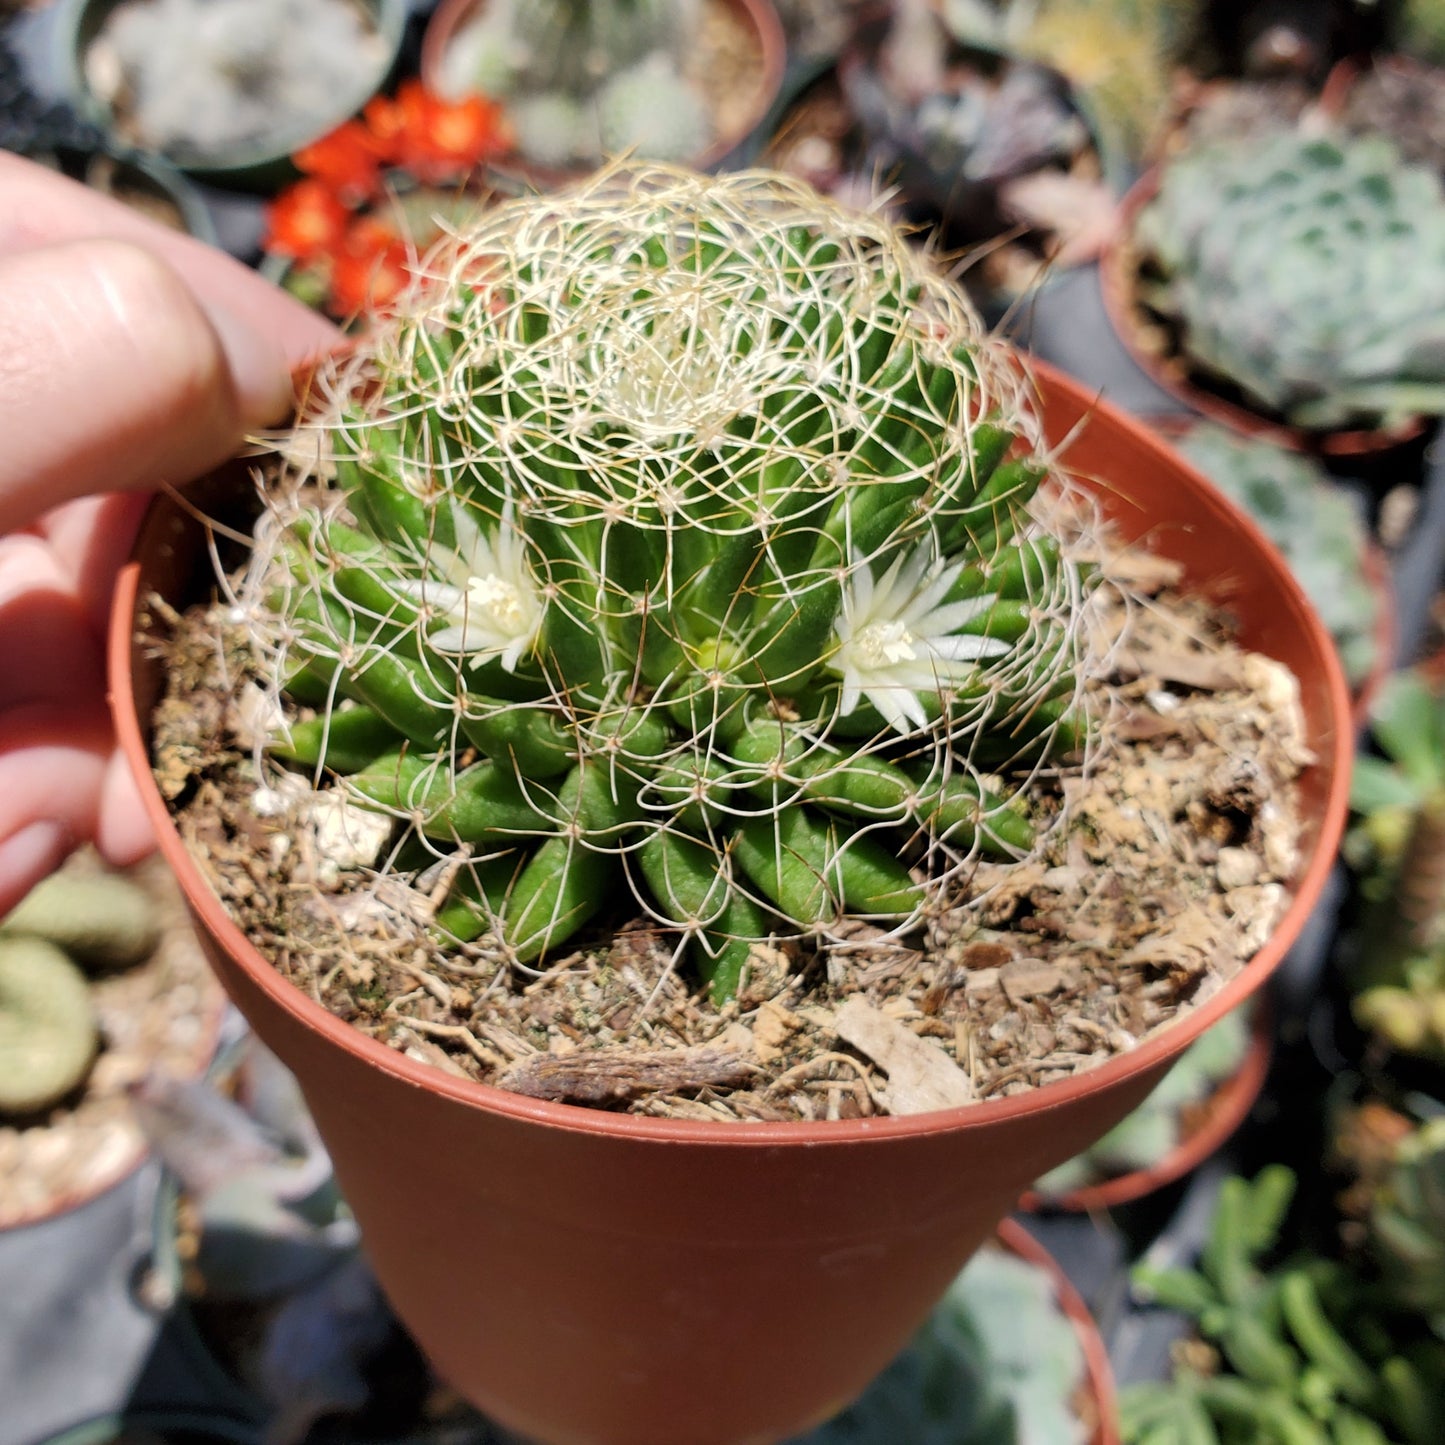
(0, 151), (339, 914)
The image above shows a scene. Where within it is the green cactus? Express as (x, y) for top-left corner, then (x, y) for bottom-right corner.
(436, 0), (709, 167)
(0, 869), (162, 974)
(0, 937), (98, 1115)
(251, 164), (1090, 1000)
(1032, 1005), (1252, 1198)
(1175, 425), (1381, 690)
(1133, 132), (1445, 432)
(1343, 667), (1445, 1057)
(795, 1244), (1088, 1443)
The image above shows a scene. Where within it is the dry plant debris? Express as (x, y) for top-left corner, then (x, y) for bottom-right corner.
(148, 537), (1309, 1123)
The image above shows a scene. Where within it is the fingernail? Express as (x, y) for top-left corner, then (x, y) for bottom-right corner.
(203, 301), (295, 429)
(0, 821), (72, 915)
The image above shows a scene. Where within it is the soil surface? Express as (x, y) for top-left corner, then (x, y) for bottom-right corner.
(145, 523), (1309, 1123)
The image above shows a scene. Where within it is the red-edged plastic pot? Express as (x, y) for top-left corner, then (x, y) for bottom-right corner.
(1098, 170), (1429, 459)
(108, 358), (1351, 1445)
(420, 0), (787, 190)
(995, 1219), (1120, 1443)
(1018, 1000), (1274, 1215)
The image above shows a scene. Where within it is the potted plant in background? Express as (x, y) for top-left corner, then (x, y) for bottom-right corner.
(420, 0), (787, 183)
(1121, 1157), (1445, 1444)
(59, 0), (409, 190)
(0, 34), (215, 241)
(1340, 664), (1445, 1060)
(1101, 126), (1445, 455)
(836, 0), (1115, 279)
(110, 162), (1350, 1443)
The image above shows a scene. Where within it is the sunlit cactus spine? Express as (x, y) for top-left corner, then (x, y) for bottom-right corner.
(251, 164), (1091, 1000)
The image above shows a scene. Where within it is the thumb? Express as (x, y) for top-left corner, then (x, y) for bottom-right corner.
(0, 238), (296, 535)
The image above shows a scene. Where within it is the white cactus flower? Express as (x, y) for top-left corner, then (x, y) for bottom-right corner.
(395, 507), (544, 672)
(830, 542), (1009, 734)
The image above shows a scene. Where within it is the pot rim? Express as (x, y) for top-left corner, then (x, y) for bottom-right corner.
(995, 1218), (1120, 1444)
(107, 357), (1352, 1151)
(1017, 996), (1274, 1213)
(1098, 167), (1429, 459)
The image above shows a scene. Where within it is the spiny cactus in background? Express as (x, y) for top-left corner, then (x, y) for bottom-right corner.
(1370, 1117), (1445, 1338)
(250, 164), (1091, 1002)
(0, 938), (98, 1116)
(1175, 425), (1382, 691)
(1015, 0), (1189, 169)
(1134, 132), (1445, 432)
(796, 1244), (1088, 1444)
(1343, 667), (1445, 1057)
(435, 0), (710, 167)
(1032, 1004), (1251, 1199)
(1123, 1166), (1445, 1445)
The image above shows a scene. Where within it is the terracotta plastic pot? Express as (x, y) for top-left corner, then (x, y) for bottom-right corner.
(1018, 1000), (1274, 1215)
(419, 0), (787, 188)
(995, 1219), (1120, 1444)
(109, 358), (1351, 1445)
(1098, 171), (1429, 459)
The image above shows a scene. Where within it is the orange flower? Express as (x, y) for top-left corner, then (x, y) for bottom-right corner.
(294, 118), (389, 202)
(385, 79), (509, 184)
(263, 179), (352, 262)
(329, 216), (413, 318)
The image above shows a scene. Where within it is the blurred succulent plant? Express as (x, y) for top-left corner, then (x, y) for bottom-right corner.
(1133, 131), (1445, 432)
(1399, 0), (1445, 65)
(1014, 0), (1193, 169)
(1031, 1004), (1251, 1199)
(1123, 1166), (1445, 1445)
(1369, 1116), (1445, 1338)
(1175, 425), (1382, 690)
(249, 164), (1092, 1002)
(0, 938), (98, 1116)
(435, 0), (712, 167)
(796, 1242), (1088, 1444)
(1343, 667), (1445, 1058)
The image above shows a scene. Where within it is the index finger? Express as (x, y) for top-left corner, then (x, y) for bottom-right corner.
(0, 151), (339, 366)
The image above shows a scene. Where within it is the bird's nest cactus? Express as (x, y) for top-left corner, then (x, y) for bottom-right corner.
(242, 163), (1098, 1002)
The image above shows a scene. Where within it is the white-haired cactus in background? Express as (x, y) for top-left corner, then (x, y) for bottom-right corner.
(251, 165), (1091, 1000)
(436, 0), (710, 168)
(1134, 132), (1445, 431)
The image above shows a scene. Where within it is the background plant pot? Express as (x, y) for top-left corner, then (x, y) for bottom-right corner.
(57, 0), (408, 191)
(419, 0), (787, 188)
(20, 140), (218, 244)
(108, 358), (1351, 1445)
(1098, 169), (1430, 459)
(1017, 1000), (1274, 1215)
(995, 1219), (1120, 1444)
